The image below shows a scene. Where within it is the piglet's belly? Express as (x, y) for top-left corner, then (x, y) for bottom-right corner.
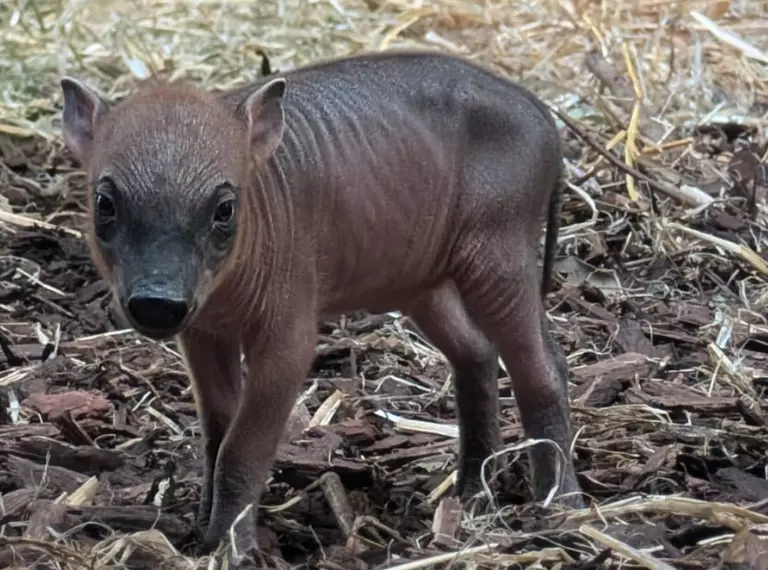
(319, 285), (439, 317)
(317, 245), (451, 317)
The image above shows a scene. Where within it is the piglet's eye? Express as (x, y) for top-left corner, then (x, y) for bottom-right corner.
(93, 190), (118, 244)
(95, 193), (116, 220)
(213, 198), (235, 225)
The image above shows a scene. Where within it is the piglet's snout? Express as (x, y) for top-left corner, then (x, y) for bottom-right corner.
(126, 282), (189, 333)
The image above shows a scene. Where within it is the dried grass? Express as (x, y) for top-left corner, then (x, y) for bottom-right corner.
(1, 0), (768, 569)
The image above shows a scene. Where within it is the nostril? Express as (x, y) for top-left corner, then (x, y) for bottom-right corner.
(127, 295), (189, 331)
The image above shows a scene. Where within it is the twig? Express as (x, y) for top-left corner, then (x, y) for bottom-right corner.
(547, 104), (713, 207)
(691, 11), (768, 65)
(378, 543), (500, 570)
(666, 221), (768, 276)
(580, 524), (678, 570)
(0, 210), (83, 238)
(319, 472), (356, 540)
(621, 41), (642, 201)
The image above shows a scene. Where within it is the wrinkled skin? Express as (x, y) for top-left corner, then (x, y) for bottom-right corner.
(60, 50), (585, 562)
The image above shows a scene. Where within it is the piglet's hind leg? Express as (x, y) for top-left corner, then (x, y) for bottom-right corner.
(454, 248), (583, 508)
(408, 281), (502, 500)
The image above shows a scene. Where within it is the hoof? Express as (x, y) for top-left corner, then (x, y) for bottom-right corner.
(457, 477), (484, 503)
(202, 509), (260, 564)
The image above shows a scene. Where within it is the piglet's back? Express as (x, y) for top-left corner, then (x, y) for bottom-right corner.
(226, 52), (558, 185)
(222, 52), (562, 309)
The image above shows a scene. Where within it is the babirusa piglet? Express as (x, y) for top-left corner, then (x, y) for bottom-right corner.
(60, 50), (584, 555)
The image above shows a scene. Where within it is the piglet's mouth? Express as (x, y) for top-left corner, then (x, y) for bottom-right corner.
(121, 308), (194, 340)
(130, 321), (189, 341)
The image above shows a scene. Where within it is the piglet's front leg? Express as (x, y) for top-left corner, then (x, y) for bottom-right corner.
(202, 314), (318, 558)
(177, 328), (242, 532)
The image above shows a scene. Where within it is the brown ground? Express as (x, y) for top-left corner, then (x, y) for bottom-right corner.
(2, 40), (768, 570)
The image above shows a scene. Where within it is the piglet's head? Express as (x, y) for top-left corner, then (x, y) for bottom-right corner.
(60, 76), (287, 339)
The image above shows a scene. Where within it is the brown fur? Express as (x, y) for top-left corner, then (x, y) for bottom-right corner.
(60, 49), (584, 557)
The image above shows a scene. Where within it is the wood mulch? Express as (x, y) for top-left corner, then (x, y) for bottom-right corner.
(1, 88), (768, 569)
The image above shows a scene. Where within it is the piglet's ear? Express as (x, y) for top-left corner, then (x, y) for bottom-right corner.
(244, 77), (286, 162)
(60, 77), (108, 165)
